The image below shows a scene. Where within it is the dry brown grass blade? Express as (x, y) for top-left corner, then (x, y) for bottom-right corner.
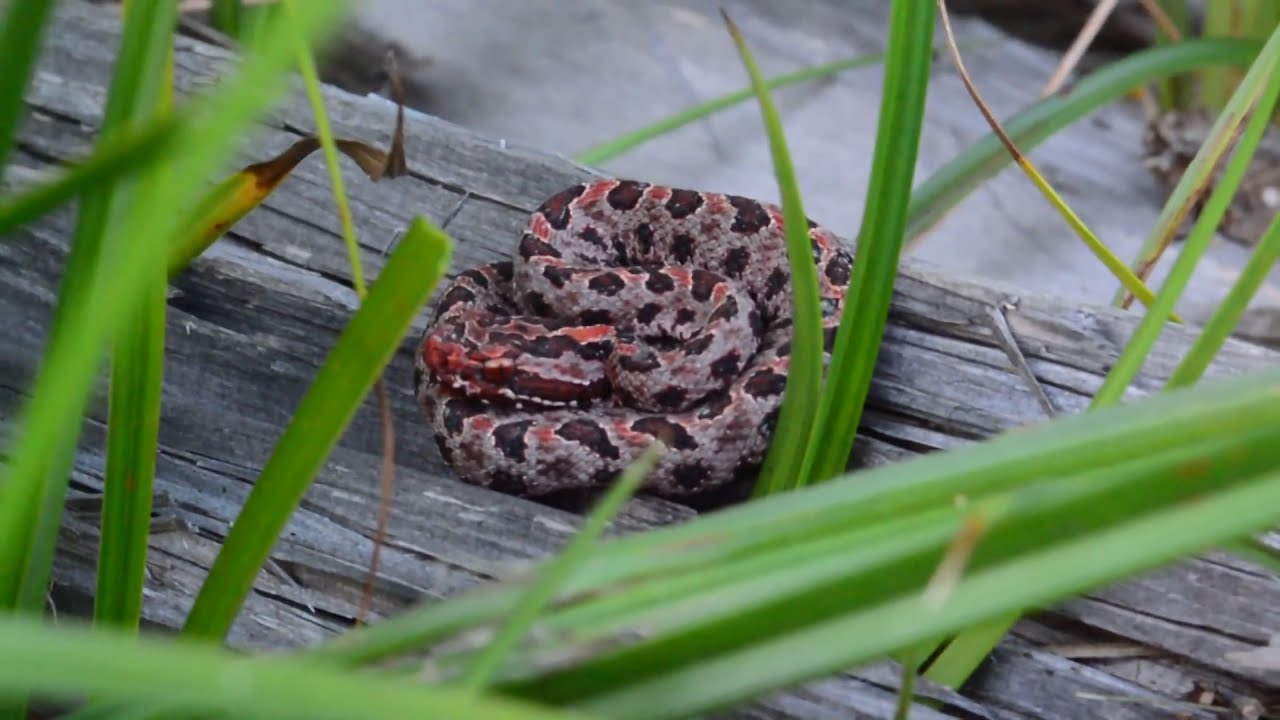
(1138, 0), (1184, 42)
(933, 0), (1172, 317)
(1041, 0), (1121, 98)
(356, 377), (397, 628)
(1119, 115), (1248, 310)
(356, 49), (411, 628)
(922, 508), (989, 610)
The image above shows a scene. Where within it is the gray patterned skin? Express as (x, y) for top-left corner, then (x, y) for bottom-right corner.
(415, 179), (854, 497)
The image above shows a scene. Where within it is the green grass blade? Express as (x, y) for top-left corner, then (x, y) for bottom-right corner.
(311, 364), (1280, 671)
(313, 409), (1280, 717)
(1, 0), (177, 633)
(918, 615), (1012, 684)
(567, 467), (1280, 720)
(282, 0), (367, 298)
(799, 0), (934, 485)
(1, 16), (180, 720)
(460, 444), (661, 691)
(1153, 0), (1193, 110)
(1201, 0), (1241, 110)
(210, 0), (242, 39)
(0, 0), (350, 627)
(310, 585), (516, 667)
(1226, 537), (1280, 578)
(180, 217), (451, 641)
(1166, 210), (1280, 388)
(95, 0), (179, 633)
(495, 424), (1278, 704)
(905, 38), (1261, 241)
(1093, 28), (1280, 409)
(0, 116), (180, 235)
(0, 615), (584, 720)
(574, 53), (889, 166)
(715, 11), (825, 497)
(0, 0), (56, 175)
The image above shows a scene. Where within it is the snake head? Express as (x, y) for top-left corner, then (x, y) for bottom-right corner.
(421, 322), (613, 409)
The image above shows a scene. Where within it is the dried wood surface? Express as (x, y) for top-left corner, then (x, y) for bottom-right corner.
(3, 3), (1280, 718)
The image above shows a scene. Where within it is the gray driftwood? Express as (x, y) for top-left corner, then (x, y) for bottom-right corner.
(3, 3), (1280, 718)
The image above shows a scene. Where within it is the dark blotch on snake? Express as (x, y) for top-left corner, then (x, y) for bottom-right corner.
(744, 368), (788, 397)
(541, 264), (574, 288)
(665, 189), (704, 219)
(708, 295), (739, 322)
(728, 195), (771, 234)
(606, 180), (648, 211)
(653, 386), (688, 409)
(765, 267), (788, 299)
(825, 251), (852, 286)
(683, 334), (713, 356)
(523, 291), (552, 316)
(492, 420), (532, 463)
(437, 285), (476, 314)
(525, 335), (579, 359)
(556, 419), (621, 460)
(709, 351), (742, 380)
(689, 269), (721, 302)
(588, 271), (627, 295)
(492, 260), (515, 282)
(636, 302), (662, 325)
(675, 307), (697, 326)
(442, 398), (482, 434)
(723, 247), (750, 278)
(618, 351), (661, 373)
(631, 416), (698, 450)
(749, 308), (766, 339)
(578, 309), (612, 325)
(671, 233), (696, 263)
(635, 222), (655, 255)
(538, 184), (587, 230)
(519, 232), (561, 260)
(578, 226), (606, 250)
(611, 237), (631, 265)
(645, 270), (676, 294)
(698, 394), (732, 420)
(459, 268), (490, 289)
(577, 340), (612, 361)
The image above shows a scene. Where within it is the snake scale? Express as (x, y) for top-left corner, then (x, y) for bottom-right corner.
(414, 179), (854, 497)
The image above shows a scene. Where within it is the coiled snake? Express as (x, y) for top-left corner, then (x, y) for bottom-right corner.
(415, 179), (853, 497)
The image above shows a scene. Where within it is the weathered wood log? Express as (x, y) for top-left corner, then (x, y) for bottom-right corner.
(3, 3), (1279, 718)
